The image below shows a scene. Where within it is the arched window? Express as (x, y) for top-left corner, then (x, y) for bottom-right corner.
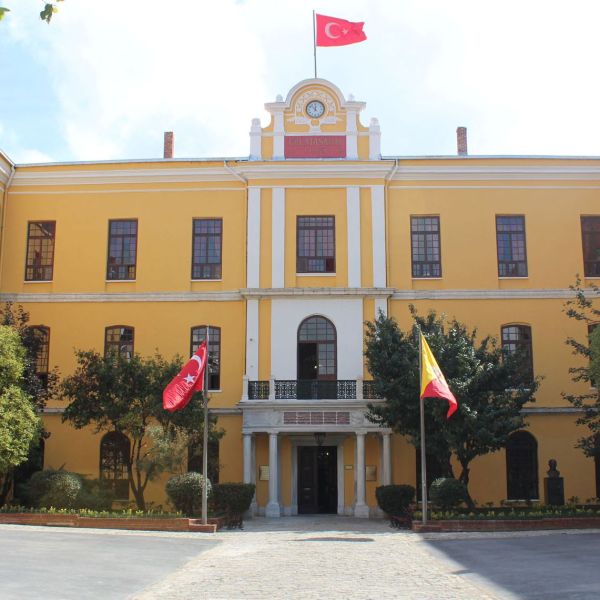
(99, 431), (130, 500)
(506, 431), (539, 500)
(28, 326), (50, 388)
(297, 316), (337, 380)
(501, 324), (533, 384)
(104, 326), (134, 359)
(191, 326), (221, 390)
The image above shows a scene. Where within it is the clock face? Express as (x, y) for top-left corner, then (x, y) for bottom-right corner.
(306, 100), (325, 118)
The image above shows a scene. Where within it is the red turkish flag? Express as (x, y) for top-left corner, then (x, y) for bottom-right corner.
(316, 14), (367, 47)
(163, 341), (207, 412)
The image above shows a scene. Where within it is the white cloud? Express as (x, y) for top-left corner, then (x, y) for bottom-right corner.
(5, 0), (600, 159)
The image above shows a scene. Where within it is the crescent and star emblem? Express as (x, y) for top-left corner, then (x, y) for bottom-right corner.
(324, 22), (350, 39)
(190, 355), (204, 369)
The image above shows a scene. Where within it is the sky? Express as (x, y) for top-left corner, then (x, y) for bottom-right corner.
(2, 0), (600, 164)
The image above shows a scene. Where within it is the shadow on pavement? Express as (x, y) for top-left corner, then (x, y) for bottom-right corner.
(422, 531), (600, 600)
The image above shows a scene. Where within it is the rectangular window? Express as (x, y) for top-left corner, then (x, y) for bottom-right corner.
(297, 216), (335, 273)
(104, 326), (134, 360)
(107, 220), (137, 280)
(496, 215), (528, 277)
(29, 326), (50, 388)
(191, 326), (221, 390)
(411, 216), (441, 278)
(582, 216), (600, 277)
(25, 221), (56, 281)
(192, 219), (222, 280)
(502, 324), (534, 385)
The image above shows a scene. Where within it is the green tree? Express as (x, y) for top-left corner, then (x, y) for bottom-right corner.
(562, 278), (600, 459)
(0, 326), (41, 501)
(61, 350), (221, 510)
(365, 308), (539, 506)
(0, 1), (64, 23)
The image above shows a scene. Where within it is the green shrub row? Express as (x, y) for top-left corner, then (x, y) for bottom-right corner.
(0, 505), (181, 518)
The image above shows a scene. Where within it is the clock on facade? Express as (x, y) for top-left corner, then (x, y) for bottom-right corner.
(306, 100), (325, 118)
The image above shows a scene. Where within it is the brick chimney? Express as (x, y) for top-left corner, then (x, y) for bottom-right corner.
(456, 126), (468, 156)
(163, 131), (174, 159)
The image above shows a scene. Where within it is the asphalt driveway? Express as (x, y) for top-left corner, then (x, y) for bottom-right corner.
(0, 525), (218, 600)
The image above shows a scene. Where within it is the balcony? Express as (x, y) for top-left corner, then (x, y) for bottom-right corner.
(244, 378), (381, 401)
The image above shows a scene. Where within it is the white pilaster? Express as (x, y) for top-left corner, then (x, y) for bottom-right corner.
(382, 432), (392, 486)
(266, 432), (281, 517)
(272, 187), (285, 288)
(354, 431), (369, 518)
(243, 433), (253, 483)
(374, 297), (388, 319)
(369, 118), (381, 160)
(273, 111), (285, 160)
(245, 299), (259, 380)
(346, 186), (361, 288)
(250, 435), (257, 515)
(346, 109), (358, 159)
(247, 187), (261, 288)
(371, 185), (386, 288)
(249, 118), (262, 160)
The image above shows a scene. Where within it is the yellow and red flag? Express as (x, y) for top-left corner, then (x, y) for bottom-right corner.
(420, 333), (458, 419)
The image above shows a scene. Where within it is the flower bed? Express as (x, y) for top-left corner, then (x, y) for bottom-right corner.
(0, 507), (223, 533)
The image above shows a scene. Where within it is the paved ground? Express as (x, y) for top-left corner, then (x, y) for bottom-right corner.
(0, 525), (218, 600)
(2, 518), (600, 599)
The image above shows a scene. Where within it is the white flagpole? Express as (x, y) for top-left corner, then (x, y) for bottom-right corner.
(418, 330), (428, 525)
(313, 10), (317, 78)
(202, 326), (210, 526)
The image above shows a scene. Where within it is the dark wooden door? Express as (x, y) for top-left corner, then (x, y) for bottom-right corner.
(298, 446), (337, 514)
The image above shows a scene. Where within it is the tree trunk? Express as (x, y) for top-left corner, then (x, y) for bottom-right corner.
(458, 462), (475, 509)
(0, 472), (13, 506)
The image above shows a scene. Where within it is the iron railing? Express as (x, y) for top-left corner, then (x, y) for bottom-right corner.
(246, 378), (382, 400)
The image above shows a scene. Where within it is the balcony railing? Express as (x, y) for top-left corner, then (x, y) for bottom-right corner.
(245, 377), (382, 400)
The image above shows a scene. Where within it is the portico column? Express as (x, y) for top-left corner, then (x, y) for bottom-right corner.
(266, 432), (281, 517)
(355, 431), (369, 518)
(382, 432), (392, 486)
(243, 432), (256, 517)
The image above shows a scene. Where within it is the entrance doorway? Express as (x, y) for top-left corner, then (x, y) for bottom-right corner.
(298, 446), (338, 514)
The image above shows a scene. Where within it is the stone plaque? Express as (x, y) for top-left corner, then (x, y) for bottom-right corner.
(259, 466), (269, 481)
(366, 466), (377, 481)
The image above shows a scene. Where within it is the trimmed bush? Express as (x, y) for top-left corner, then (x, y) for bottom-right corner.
(375, 484), (415, 517)
(77, 478), (115, 511)
(24, 469), (83, 509)
(211, 483), (255, 528)
(165, 472), (211, 516)
(429, 478), (467, 510)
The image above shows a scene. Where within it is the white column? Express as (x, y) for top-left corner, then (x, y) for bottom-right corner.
(247, 187), (261, 288)
(245, 299), (259, 380)
(243, 433), (253, 484)
(371, 185), (386, 288)
(266, 432), (281, 517)
(354, 431), (369, 518)
(272, 187), (285, 288)
(382, 432), (392, 486)
(250, 435), (257, 515)
(346, 186), (361, 288)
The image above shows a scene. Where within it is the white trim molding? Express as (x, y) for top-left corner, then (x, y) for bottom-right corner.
(272, 187), (285, 287)
(0, 291), (242, 303)
(241, 287), (395, 299)
(371, 185), (386, 287)
(346, 186), (361, 287)
(247, 187), (261, 288)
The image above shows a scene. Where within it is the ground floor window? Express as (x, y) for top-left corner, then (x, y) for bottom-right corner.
(506, 431), (539, 500)
(99, 431), (130, 500)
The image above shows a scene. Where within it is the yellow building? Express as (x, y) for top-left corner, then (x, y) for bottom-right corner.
(1, 78), (599, 516)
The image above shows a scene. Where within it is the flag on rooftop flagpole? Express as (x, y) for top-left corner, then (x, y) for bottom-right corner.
(315, 14), (367, 47)
(419, 333), (458, 419)
(163, 341), (207, 412)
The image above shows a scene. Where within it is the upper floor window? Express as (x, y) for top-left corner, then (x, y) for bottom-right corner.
(29, 326), (50, 387)
(411, 216), (441, 278)
(191, 326), (221, 390)
(297, 216), (335, 273)
(107, 220), (137, 280)
(502, 324), (534, 384)
(192, 219), (222, 280)
(104, 326), (134, 359)
(496, 215), (528, 277)
(25, 221), (56, 281)
(581, 216), (600, 277)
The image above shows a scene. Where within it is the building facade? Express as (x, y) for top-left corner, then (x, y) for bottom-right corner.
(1, 78), (599, 516)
